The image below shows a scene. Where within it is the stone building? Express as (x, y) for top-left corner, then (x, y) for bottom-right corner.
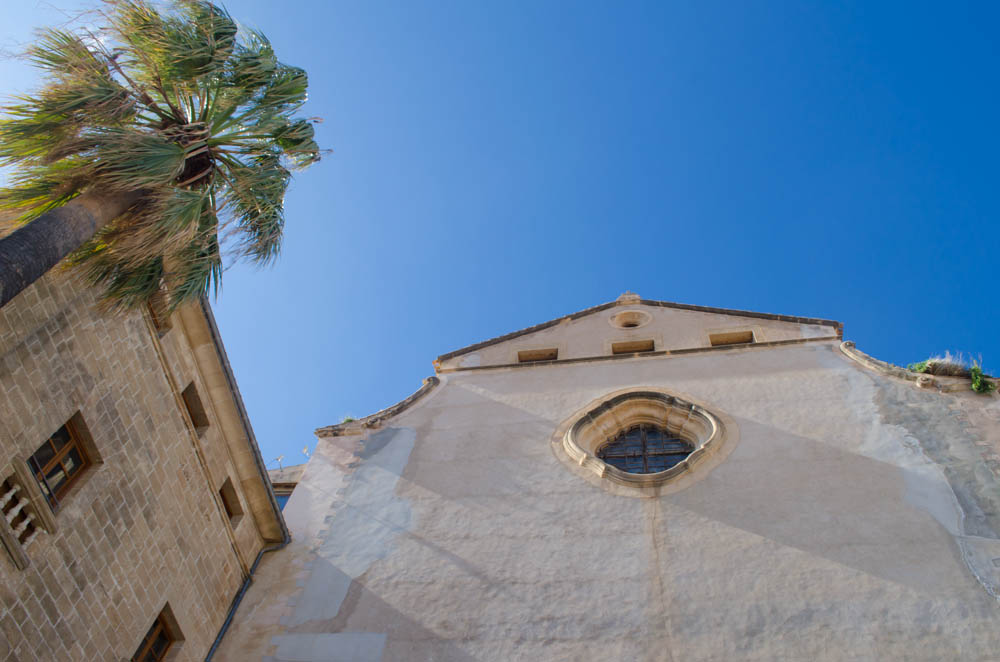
(215, 292), (1000, 661)
(0, 264), (287, 660)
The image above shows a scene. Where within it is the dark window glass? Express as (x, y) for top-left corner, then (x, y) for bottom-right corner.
(597, 424), (693, 474)
(32, 440), (57, 469)
(151, 630), (170, 655)
(49, 426), (71, 451)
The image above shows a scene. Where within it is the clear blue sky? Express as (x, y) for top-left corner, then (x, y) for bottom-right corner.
(3, 1), (998, 468)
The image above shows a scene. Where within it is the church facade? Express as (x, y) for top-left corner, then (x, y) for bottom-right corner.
(216, 293), (1000, 661)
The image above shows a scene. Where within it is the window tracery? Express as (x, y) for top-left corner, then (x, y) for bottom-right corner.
(597, 423), (693, 474)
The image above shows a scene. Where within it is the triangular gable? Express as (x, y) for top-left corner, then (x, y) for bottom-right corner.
(436, 293), (841, 370)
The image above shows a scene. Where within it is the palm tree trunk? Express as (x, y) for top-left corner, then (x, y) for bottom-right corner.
(0, 191), (142, 309)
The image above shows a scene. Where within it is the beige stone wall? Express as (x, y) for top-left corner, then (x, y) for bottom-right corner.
(216, 335), (1000, 662)
(0, 267), (281, 661)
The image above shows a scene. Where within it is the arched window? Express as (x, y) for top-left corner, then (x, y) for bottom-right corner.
(597, 423), (693, 474)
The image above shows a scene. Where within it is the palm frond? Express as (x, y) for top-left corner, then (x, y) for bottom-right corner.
(0, 159), (89, 224)
(1, 0), (322, 310)
(0, 107), (79, 164)
(166, 230), (222, 307)
(259, 65), (309, 111)
(92, 130), (188, 189)
(272, 118), (320, 167)
(26, 30), (107, 79)
(224, 152), (289, 264)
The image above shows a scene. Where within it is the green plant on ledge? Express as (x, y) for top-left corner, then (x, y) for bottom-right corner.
(970, 365), (997, 394)
(907, 353), (996, 394)
(905, 352), (968, 377)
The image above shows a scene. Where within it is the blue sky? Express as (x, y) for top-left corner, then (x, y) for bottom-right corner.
(3, 1), (998, 468)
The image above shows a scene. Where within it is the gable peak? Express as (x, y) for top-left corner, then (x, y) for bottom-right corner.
(616, 291), (641, 305)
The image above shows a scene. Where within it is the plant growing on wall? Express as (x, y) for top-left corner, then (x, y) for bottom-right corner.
(906, 352), (968, 377)
(907, 353), (996, 394)
(0, 0), (320, 310)
(970, 365), (996, 394)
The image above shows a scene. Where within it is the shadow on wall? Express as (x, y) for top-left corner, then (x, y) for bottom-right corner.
(268, 557), (482, 662)
(666, 417), (979, 595)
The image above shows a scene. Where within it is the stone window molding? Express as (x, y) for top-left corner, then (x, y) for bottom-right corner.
(704, 325), (761, 348)
(218, 476), (245, 529)
(132, 604), (183, 662)
(510, 342), (566, 365)
(553, 387), (736, 496)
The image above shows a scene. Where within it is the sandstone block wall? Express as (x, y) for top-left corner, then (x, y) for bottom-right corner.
(0, 268), (276, 661)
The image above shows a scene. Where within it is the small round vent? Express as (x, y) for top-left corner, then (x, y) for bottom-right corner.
(609, 310), (652, 329)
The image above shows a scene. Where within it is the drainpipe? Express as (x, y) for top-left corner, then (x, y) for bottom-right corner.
(204, 537), (289, 661)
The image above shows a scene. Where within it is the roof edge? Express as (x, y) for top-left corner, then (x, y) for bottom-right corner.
(199, 296), (290, 544)
(436, 298), (843, 362)
(436, 301), (617, 362)
(839, 341), (995, 393)
(315, 376), (440, 438)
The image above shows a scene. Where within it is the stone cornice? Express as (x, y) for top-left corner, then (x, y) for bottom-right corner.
(438, 335), (842, 373)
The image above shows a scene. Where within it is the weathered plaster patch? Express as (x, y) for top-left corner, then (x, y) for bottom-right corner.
(317, 427), (415, 576)
(458, 353), (481, 368)
(827, 349), (1000, 599)
(284, 561), (353, 627)
(822, 353), (962, 514)
(799, 324), (833, 339)
(278, 426), (416, 641)
(871, 384), (999, 537)
(900, 467), (962, 536)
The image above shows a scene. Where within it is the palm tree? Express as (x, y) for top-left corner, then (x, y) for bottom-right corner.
(0, 0), (320, 311)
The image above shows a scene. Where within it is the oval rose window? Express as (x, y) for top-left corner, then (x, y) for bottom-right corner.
(559, 390), (723, 488)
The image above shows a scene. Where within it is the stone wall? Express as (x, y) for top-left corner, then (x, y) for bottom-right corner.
(0, 266), (282, 661)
